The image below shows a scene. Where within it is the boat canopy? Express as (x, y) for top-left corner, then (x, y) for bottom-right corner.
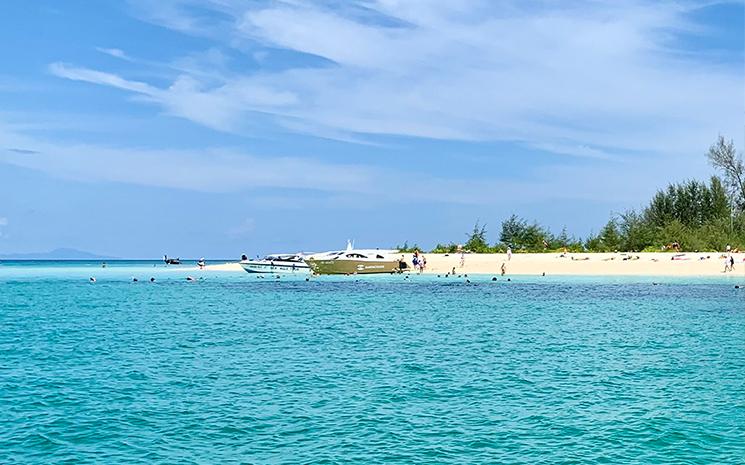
(264, 254), (303, 260)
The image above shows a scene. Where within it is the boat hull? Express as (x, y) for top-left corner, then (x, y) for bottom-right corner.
(306, 259), (401, 275)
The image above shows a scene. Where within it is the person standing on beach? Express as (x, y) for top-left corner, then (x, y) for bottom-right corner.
(460, 251), (465, 268)
(723, 245), (733, 272)
(501, 262), (507, 276)
(507, 247), (512, 261)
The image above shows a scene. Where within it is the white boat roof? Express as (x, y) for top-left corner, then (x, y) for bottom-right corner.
(256, 242), (398, 261)
(306, 243), (399, 259)
(264, 253), (305, 259)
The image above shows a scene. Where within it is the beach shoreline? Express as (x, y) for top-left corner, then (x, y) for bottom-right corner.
(410, 252), (745, 277)
(203, 252), (745, 277)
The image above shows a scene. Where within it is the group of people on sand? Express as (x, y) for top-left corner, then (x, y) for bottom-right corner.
(412, 251), (427, 273)
(663, 241), (681, 252)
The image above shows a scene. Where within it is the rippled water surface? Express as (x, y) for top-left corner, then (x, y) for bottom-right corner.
(1, 262), (744, 464)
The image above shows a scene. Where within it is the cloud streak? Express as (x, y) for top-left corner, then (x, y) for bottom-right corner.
(49, 62), (298, 132)
(47, 0), (742, 159)
(0, 115), (676, 209)
(49, 62), (155, 94)
(95, 47), (132, 61)
(0, 143), (373, 195)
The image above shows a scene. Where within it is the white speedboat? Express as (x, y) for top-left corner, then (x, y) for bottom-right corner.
(239, 254), (310, 274)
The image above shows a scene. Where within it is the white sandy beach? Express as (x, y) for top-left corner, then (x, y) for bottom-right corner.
(202, 262), (245, 272)
(206, 253), (745, 277)
(414, 252), (745, 277)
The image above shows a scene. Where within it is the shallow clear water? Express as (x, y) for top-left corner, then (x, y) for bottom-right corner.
(1, 262), (744, 464)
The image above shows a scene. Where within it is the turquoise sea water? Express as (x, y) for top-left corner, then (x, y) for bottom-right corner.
(1, 261), (744, 464)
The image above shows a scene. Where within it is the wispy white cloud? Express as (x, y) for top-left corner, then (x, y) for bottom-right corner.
(49, 62), (156, 94)
(49, 62), (297, 131)
(96, 47), (131, 61)
(0, 116), (677, 209)
(527, 142), (619, 161)
(0, 144), (372, 195)
(49, 0), (741, 160)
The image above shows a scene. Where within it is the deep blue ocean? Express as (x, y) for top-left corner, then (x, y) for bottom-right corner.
(1, 261), (743, 464)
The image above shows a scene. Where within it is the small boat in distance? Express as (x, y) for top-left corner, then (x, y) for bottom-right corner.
(305, 241), (406, 275)
(163, 255), (181, 265)
(239, 254), (310, 274)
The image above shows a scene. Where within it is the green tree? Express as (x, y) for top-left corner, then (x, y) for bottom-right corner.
(464, 221), (491, 253)
(521, 223), (551, 250)
(396, 242), (420, 253)
(707, 135), (745, 211)
(585, 219), (621, 252)
(431, 243), (459, 253)
(707, 176), (731, 221)
(600, 219), (621, 251)
(499, 214), (526, 247)
(552, 226), (570, 249)
(498, 214), (553, 251)
(643, 177), (730, 233)
(618, 210), (654, 252)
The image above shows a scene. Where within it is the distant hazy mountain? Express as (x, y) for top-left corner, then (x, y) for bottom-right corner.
(0, 248), (116, 260)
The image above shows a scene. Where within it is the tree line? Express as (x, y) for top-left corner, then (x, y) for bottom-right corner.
(398, 136), (745, 253)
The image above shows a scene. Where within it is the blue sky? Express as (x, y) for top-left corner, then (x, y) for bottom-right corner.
(0, 0), (743, 258)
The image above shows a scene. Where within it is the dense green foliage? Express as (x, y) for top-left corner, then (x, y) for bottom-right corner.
(586, 175), (743, 252)
(499, 215), (554, 251)
(395, 242), (422, 253)
(645, 177), (729, 228)
(571, 175), (742, 252)
(464, 222), (491, 253)
(397, 137), (744, 253)
(430, 243), (461, 253)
